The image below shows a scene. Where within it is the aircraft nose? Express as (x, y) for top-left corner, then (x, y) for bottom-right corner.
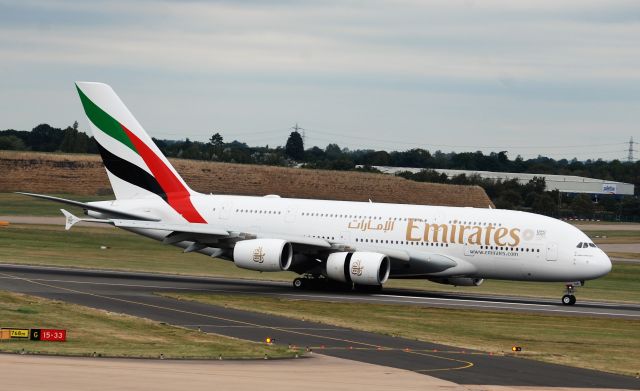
(594, 250), (612, 277)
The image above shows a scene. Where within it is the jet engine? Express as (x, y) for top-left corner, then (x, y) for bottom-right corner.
(233, 239), (292, 272)
(326, 252), (390, 286)
(428, 277), (484, 287)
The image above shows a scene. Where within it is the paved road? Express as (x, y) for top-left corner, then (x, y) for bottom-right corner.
(600, 243), (640, 253)
(0, 264), (638, 389)
(2, 264), (637, 319)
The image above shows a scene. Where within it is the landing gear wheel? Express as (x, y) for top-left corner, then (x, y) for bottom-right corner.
(293, 278), (304, 289)
(561, 283), (579, 305)
(562, 294), (576, 305)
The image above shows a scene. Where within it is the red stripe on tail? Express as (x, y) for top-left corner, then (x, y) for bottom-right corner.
(122, 125), (207, 223)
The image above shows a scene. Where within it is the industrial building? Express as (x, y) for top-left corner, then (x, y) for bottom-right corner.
(368, 166), (635, 196)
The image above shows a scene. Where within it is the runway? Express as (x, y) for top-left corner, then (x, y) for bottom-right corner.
(0, 263), (638, 389)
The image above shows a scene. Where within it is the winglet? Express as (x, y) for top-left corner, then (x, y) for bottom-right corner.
(61, 209), (81, 230)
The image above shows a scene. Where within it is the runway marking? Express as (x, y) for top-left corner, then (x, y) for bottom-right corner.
(0, 271), (475, 373)
(181, 324), (346, 331)
(1, 274), (638, 318)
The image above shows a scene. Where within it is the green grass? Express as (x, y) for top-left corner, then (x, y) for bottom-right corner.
(585, 230), (640, 244)
(0, 193), (113, 216)
(162, 292), (640, 377)
(0, 223), (297, 280)
(2, 223), (639, 303)
(0, 290), (292, 359)
(608, 252), (640, 260)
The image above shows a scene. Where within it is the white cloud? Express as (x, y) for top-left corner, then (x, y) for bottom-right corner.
(0, 0), (638, 159)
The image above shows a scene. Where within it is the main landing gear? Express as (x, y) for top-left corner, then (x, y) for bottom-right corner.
(561, 283), (578, 305)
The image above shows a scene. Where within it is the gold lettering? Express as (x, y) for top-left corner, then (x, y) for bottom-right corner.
(468, 226), (483, 245)
(425, 223), (448, 243)
(484, 224), (495, 245)
(509, 228), (521, 247)
(457, 225), (469, 244)
(405, 218), (421, 241)
(449, 221), (458, 243)
(494, 227), (509, 246)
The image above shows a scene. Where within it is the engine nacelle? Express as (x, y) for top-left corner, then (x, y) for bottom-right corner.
(428, 277), (484, 287)
(233, 239), (292, 272)
(326, 252), (390, 286)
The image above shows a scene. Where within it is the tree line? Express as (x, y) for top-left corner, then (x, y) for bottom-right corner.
(1, 124), (638, 220)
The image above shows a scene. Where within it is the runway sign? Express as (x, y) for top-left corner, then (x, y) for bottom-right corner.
(0, 328), (66, 342)
(39, 329), (66, 342)
(0, 328), (30, 339)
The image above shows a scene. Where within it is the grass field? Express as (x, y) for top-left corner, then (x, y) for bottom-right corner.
(0, 193), (113, 216)
(0, 290), (291, 359)
(0, 223), (296, 280)
(161, 293), (640, 377)
(586, 230), (640, 244)
(2, 223), (639, 303)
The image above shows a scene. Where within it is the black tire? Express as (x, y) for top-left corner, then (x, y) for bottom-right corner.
(293, 278), (304, 289)
(562, 294), (575, 305)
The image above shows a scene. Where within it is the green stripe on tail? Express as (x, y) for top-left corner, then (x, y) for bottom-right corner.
(76, 84), (137, 152)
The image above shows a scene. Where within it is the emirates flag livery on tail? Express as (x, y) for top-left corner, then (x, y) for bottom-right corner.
(19, 82), (612, 306)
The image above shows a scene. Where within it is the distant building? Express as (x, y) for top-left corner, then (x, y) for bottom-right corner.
(366, 166), (635, 196)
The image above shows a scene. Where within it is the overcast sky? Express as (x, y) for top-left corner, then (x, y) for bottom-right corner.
(1, 0), (639, 160)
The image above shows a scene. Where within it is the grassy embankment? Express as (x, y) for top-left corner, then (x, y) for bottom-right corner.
(0, 290), (291, 359)
(161, 292), (640, 377)
(2, 223), (639, 303)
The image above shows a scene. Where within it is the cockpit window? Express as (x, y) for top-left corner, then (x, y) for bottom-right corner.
(588, 243), (597, 248)
(576, 243), (583, 248)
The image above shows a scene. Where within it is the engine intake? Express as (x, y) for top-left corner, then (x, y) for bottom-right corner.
(326, 252), (390, 286)
(428, 277), (484, 287)
(233, 239), (292, 272)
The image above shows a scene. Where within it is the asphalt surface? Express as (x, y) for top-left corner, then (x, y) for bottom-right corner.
(0, 264), (638, 389)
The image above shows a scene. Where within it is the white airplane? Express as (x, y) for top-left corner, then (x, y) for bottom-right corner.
(20, 82), (612, 306)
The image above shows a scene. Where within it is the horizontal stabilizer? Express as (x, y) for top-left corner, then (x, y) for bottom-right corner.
(61, 209), (80, 230)
(17, 192), (160, 221)
(59, 209), (111, 230)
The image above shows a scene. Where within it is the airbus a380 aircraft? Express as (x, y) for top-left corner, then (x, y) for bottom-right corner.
(20, 82), (612, 305)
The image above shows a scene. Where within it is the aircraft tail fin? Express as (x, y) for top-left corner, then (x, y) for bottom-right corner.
(75, 82), (206, 223)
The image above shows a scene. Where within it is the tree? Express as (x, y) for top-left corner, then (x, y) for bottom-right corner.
(0, 135), (26, 150)
(28, 124), (65, 151)
(494, 189), (522, 210)
(285, 131), (304, 161)
(531, 193), (557, 216)
(324, 143), (342, 160)
(570, 194), (594, 218)
(208, 132), (224, 160)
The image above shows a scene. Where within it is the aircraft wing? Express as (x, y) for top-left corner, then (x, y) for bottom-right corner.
(109, 219), (230, 236)
(60, 209), (331, 249)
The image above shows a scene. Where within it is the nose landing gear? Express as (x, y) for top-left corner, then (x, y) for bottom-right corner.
(562, 293), (576, 305)
(561, 282), (581, 305)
